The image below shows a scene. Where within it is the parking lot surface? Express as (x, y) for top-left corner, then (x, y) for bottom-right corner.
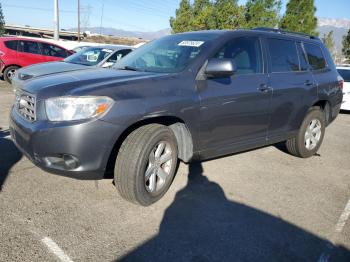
(0, 80), (350, 262)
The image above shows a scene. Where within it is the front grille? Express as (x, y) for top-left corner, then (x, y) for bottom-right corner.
(15, 91), (36, 122)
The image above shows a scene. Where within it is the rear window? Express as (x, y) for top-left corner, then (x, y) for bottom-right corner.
(267, 38), (299, 72)
(338, 69), (350, 82)
(4, 40), (18, 51)
(304, 43), (326, 70)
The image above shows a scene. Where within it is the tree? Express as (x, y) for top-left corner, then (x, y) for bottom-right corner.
(190, 0), (215, 30)
(170, 0), (193, 33)
(0, 3), (5, 36)
(280, 0), (318, 35)
(245, 0), (282, 29)
(213, 0), (246, 29)
(342, 29), (350, 61)
(321, 31), (335, 57)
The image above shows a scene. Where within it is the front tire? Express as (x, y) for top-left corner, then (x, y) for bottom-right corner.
(286, 108), (326, 158)
(114, 124), (178, 206)
(3, 66), (19, 83)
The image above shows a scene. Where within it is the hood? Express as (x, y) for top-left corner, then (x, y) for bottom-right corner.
(17, 61), (89, 80)
(16, 67), (168, 98)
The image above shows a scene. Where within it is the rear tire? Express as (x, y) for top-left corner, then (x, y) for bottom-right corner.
(286, 108), (325, 158)
(3, 66), (19, 83)
(114, 124), (178, 206)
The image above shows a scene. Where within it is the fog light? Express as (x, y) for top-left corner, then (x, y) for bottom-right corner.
(44, 154), (79, 170)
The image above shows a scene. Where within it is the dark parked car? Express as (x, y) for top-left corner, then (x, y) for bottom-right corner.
(0, 37), (73, 83)
(13, 45), (133, 82)
(9, 28), (343, 206)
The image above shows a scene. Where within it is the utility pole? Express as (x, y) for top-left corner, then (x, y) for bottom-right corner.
(100, 2), (104, 35)
(77, 0), (80, 42)
(53, 0), (59, 40)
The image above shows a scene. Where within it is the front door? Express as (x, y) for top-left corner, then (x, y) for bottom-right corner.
(198, 36), (271, 154)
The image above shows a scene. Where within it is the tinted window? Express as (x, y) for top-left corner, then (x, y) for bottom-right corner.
(268, 39), (299, 72)
(338, 69), (350, 82)
(4, 40), (18, 51)
(18, 41), (41, 55)
(214, 37), (263, 75)
(304, 43), (326, 70)
(296, 43), (309, 71)
(41, 43), (68, 58)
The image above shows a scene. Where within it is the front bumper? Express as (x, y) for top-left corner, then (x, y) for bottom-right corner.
(9, 107), (124, 180)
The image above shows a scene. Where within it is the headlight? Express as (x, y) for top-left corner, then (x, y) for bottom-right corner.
(45, 96), (114, 121)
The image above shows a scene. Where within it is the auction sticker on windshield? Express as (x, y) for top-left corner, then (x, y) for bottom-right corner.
(178, 41), (204, 47)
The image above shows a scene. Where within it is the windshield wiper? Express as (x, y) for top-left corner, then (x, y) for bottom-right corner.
(117, 66), (140, 71)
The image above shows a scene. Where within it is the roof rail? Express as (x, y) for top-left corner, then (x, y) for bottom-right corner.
(253, 27), (320, 40)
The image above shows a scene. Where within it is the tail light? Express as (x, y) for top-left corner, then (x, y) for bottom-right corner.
(337, 75), (344, 90)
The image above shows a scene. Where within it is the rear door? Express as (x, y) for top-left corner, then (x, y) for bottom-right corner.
(265, 38), (316, 141)
(198, 36), (271, 154)
(17, 40), (46, 66)
(40, 43), (70, 62)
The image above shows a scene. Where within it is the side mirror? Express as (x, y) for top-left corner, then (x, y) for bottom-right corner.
(205, 58), (236, 78)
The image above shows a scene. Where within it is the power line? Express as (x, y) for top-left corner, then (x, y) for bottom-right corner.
(2, 4), (75, 13)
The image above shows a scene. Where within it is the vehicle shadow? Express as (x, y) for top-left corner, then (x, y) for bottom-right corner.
(340, 110), (350, 115)
(118, 162), (350, 262)
(0, 128), (22, 191)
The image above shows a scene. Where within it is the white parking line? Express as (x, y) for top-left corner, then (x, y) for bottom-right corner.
(317, 198), (350, 262)
(41, 237), (74, 262)
(335, 199), (350, 233)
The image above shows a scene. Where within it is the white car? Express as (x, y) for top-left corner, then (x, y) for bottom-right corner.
(337, 65), (350, 111)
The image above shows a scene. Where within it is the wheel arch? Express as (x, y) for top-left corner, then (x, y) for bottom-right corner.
(104, 116), (194, 177)
(311, 100), (331, 125)
(2, 64), (21, 73)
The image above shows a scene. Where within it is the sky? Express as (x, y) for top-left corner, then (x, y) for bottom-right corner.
(1, 0), (350, 32)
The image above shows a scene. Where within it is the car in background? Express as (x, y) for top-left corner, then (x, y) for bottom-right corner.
(337, 65), (350, 111)
(0, 37), (73, 83)
(13, 45), (133, 82)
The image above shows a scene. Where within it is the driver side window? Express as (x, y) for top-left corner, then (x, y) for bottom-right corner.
(214, 37), (263, 75)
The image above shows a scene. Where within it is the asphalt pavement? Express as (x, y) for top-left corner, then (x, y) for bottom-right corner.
(0, 80), (349, 262)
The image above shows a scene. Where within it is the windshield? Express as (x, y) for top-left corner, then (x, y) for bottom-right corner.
(64, 47), (114, 66)
(114, 33), (219, 73)
(338, 69), (350, 82)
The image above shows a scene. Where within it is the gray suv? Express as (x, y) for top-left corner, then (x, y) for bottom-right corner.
(10, 28), (343, 206)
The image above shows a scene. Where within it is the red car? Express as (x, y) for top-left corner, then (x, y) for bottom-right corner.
(0, 37), (73, 83)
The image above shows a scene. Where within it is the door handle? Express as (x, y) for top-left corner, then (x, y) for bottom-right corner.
(258, 84), (271, 93)
(304, 80), (314, 86)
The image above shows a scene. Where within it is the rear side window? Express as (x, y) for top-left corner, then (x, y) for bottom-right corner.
(4, 40), (18, 51)
(338, 69), (350, 82)
(267, 38), (299, 72)
(303, 43), (326, 70)
(18, 41), (41, 55)
(214, 37), (263, 75)
(41, 43), (68, 58)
